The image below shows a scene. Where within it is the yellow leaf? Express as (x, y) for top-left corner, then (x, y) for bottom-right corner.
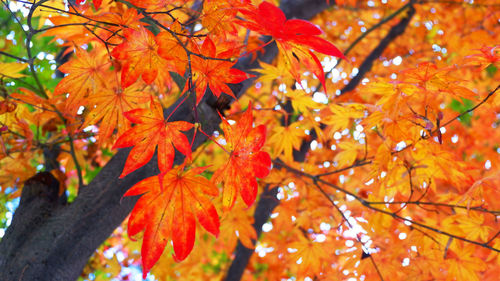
(0, 62), (27, 78)
(284, 89), (323, 114)
(446, 242), (486, 281)
(288, 236), (329, 276)
(334, 141), (362, 168)
(455, 212), (492, 242)
(268, 123), (304, 161)
(254, 61), (293, 83)
(322, 103), (364, 133)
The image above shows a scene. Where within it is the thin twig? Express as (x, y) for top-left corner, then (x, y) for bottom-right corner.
(26, 0), (50, 98)
(0, 51), (29, 63)
(440, 84), (500, 128)
(315, 159), (372, 177)
(273, 159), (500, 253)
(311, 170), (385, 281)
(365, 201), (499, 215)
(485, 230), (500, 246)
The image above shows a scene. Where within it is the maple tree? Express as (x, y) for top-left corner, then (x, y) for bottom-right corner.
(0, 0), (499, 280)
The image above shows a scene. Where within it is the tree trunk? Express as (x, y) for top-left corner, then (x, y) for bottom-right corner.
(0, 1), (334, 280)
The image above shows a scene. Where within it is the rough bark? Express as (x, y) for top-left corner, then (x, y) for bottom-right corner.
(0, 1), (335, 280)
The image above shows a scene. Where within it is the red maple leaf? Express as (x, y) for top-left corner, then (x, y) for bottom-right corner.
(237, 1), (345, 90)
(76, 0), (102, 9)
(124, 165), (219, 278)
(113, 97), (193, 177)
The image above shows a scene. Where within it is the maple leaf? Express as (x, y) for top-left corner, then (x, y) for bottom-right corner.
(446, 242), (487, 281)
(92, 0), (102, 9)
(81, 75), (149, 144)
(44, 8), (98, 47)
(0, 152), (36, 188)
(112, 27), (168, 88)
(267, 122), (304, 162)
(124, 164), (220, 278)
(238, 2), (343, 56)
(220, 201), (257, 249)
(462, 172), (500, 211)
(156, 25), (188, 75)
(466, 45), (500, 68)
(0, 99), (16, 115)
(284, 89), (323, 114)
(200, 0), (252, 36)
(334, 141), (363, 168)
(212, 104), (272, 210)
(96, 9), (144, 46)
(288, 235), (329, 276)
(113, 98), (193, 177)
(254, 61), (294, 84)
(76, 0), (101, 9)
(455, 212), (493, 242)
(189, 37), (249, 104)
(237, 1), (344, 90)
(321, 103), (365, 133)
(54, 48), (110, 113)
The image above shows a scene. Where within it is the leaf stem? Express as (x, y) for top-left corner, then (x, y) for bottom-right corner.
(198, 128), (230, 154)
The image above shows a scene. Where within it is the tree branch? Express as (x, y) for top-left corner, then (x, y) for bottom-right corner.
(223, 185), (280, 281)
(340, 2), (416, 94)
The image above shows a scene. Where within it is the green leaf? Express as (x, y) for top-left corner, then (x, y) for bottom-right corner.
(84, 165), (102, 183)
(449, 98), (474, 126)
(485, 64), (497, 78)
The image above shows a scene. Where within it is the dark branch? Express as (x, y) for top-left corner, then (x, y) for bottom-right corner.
(223, 186), (280, 281)
(340, 2), (416, 94)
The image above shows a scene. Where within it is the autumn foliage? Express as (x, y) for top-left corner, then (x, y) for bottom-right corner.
(0, 0), (499, 280)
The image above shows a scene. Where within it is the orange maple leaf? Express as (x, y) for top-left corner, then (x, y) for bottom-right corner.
(220, 201), (257, 249)
(288, 236), (329, 276)
(54, 48), (109, 113)
(112, 27), (168, 88)
(157, 25), (188, 75)
(212, 104), (272, 210)
(81, 75), (149, 144)
(113, 98), (193, 177)
(124, 165), (220, 278)
(190, 37), (249, 104)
